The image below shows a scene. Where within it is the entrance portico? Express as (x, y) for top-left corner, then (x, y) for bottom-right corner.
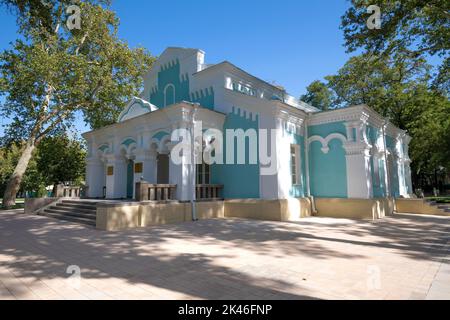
(83, 102), (226, 200)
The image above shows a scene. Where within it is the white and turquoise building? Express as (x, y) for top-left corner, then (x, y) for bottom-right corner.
(83, 47), (413, 203)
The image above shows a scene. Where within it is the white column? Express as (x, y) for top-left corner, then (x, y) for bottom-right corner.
(344, 117), (373, 199)
(404, 161), (413, 195)
(344, 145), (373, 199)
(134, 150), (157, 198)
(167, 121), (193, 201)
(403, 135), (413, 196)
(397, 159), (408, 197)
(86, 157), (105, 198)
(276, 117), (291, 199)
(105, 156), (127, 199)
(134, 150), (157, 182)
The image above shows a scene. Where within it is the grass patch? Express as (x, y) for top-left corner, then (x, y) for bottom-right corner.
(0, 198), (25, 210)
(427, 197), (450, 204)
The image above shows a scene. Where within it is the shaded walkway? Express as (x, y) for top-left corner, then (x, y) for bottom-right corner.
(0, 211), (448, 300)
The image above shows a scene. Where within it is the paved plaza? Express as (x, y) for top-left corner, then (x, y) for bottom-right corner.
(0, 210), (449, 300)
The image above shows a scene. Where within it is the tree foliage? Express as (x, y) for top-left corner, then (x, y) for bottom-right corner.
(0, 142), (42, 196)
(326, 52), (431, 127)
(0, 135), (87, 198)
(341, 0), (449, 89)
(337, 0), (450, 190)
(300, 80), (333, 111)
(0, 0), (154, 206)
(36, 135), (86, 187)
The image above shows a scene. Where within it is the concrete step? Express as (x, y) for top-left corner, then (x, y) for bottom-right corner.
(40, 211), (96, 226)
(55, 203), (97, 213)
(39, 199), (98, 226)
(45, 207), (96, 219)
(60, 201), (98, 210)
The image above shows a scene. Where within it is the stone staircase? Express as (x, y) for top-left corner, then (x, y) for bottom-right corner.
(38, 199), (98, 226)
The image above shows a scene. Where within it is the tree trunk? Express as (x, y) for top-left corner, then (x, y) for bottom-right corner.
(2, 139), (36, 208)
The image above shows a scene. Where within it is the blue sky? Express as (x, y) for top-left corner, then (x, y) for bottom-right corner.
(1, 0), (355, 135)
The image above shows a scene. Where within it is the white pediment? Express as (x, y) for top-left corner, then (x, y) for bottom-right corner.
(118, 97), (158, 122)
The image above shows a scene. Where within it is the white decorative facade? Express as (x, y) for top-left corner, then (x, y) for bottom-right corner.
(83, 47), (413, 202)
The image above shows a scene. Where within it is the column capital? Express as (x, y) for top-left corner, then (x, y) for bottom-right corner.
(343, 142), (372, 156)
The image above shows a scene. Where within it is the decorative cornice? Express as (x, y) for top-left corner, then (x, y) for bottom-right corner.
(309, 106), (365, 126)
(309, 105), (384, 129)
(276, 109), (305, 132)
(343, 142), (372, 156)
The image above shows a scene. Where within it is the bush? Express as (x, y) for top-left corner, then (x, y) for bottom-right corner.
(36, 185), (48, 198)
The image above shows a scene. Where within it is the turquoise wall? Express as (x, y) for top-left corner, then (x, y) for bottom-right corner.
(150, 59), (190, 108)
(308, 122), (347, 198)
(191, 87), (215, 110)
(309, 121), (347, 137)
(211, 108), (260, 199)
(149, 59), (215, 110)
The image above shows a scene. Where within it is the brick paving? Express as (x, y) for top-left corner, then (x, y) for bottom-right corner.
(0, 210), (449, 300)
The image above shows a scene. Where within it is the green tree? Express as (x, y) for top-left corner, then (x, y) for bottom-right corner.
(0, 0), (155, 207)
(36, 135), (86, 191)
(0, 142), (44, 198)
(341, 0), (449, 89)
(325, 52), (431, 128)
(300, 80), (334, 111)
(407, 91), (450, 187)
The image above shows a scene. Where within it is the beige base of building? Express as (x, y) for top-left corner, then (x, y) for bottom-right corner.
(224, 198), (313, 221)
(140, 201), (225, 227)
(395, 199), (450, 216)
(96, 197), (396, 231)
(32, 196), (446, 232)
(96, 198), (313, 231)
(97, 202), (141, 231)
(314, 197), (395, 220)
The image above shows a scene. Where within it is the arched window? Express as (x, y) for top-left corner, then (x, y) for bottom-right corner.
(164, 84), (175, 107)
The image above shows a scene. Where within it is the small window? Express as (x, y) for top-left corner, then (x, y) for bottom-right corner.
(134, 162), (143, 174)
(196, 163), (211, 185)
(164, 84), (175, 107)
(107, 166), (114, 176)
(231, 81), (256, 97)
(290, 145), (300, 185)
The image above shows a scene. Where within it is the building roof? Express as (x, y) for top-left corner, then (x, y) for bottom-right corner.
(194, 60), (320, 113)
